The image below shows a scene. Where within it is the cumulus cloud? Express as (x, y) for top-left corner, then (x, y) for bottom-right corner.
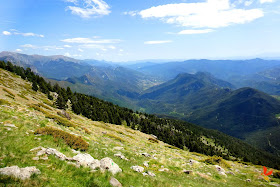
(66, 0), (110, 18)
(144, 40), (172, 45)
(137, 0), (263, 29)
(61, 37), (121, 44)
(21, 44), (37, 48)
(178, 29), (214, 34)
(64, 45), (72, 48)
(15, 49), (22, 52)
(2, 31), (11, 35)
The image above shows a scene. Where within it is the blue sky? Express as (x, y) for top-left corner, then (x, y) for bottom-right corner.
(0, 0), (280, 62)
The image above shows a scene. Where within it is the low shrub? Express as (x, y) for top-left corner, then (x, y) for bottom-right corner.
(0, 99), (10, 105)
(148, 137), (159, 143)
(34, 127), (89, 151)
(105, 133), (126, 142)
(18, 94), (29, 100)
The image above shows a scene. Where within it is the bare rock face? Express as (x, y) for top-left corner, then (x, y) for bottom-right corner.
(73, 153), (100, 170)
(100, 157), (122, 175)
(131, 166), (144, 173)
(109, 177), (122, 187)
(0, 166), (40, 180)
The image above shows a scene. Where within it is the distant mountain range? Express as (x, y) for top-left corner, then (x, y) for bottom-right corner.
(1, 51), (280, 156)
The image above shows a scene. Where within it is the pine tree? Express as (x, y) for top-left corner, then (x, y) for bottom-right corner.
(32, 81), (38, 92)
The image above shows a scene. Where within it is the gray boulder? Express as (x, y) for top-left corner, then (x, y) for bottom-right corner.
(100, 157), (122, 175)
(131, 166), (144, 173)
(109, 177), (122, 187)
(73, 153), (100, 170)
(0, 166), (40, 180)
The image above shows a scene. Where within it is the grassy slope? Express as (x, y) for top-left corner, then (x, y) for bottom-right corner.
(0, 68), (279, 186)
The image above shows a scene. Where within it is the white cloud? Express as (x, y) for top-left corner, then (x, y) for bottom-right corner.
(61, 37), (121, 44)
(21, 44), (37, 48)
(144, 40), (172, 45)
(138, 0), (264, 29)
(244, 0), (254, 6)
(2, 31), (11, 35)
(78, 48), (84, 52)
(66, 0), (110, 18)
(15, 49), (22, 52)
(260, 0), (275, 3)
(2, 30), (44, 37)
(123, 11), (137, 16)
(65, 52), (71, 57)
(178, 29), (214, 34)
(64, 45), (72, 48)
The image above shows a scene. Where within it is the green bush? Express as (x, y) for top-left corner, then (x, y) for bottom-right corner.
(148, 137), (159, 143)
(35, 127), (89, 151)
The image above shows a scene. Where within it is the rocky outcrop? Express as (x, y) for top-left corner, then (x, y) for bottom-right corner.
(30, 147), (122, 175)
(0, 166), (40, 180)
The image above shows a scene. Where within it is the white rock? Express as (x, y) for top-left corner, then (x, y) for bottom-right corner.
(4, 123), (17, 128)
(147, 171), (156, 177)
(113, 147), (124, 151)
(131, 166), (144, 173)
(45, 148), (67, 160)
(142, 172), (148, 176)
(214, 165), (225, 173)
(114, 153), (128, 161)
(189, 159), (199, 165)
(100, 157), (122, 175)
(0, 166), (40, 180)
(141, 153), (151, 157)
(32, 157), (39, 161)
(143, 161), (149, 167)
(109, 177), (122, 187)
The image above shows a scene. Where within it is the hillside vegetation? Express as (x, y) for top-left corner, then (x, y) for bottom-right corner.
(1, 63), (280, 186)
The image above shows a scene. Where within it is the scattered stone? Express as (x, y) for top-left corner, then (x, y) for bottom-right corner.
(147, 171), (156, 177)
(0, 166), (40, 180)
(226, 171), (235, 175)
(30, 146), (44, 152)
(158, 166), (169, 172)
(4, 123), (17, 128)
(109, 177), (122, 187)
(143, 161), (149, 167)
(131, 166), (144, 173)
(214, 165), (225, 173)
(100, 157), (122, 175)
(183, 170), (193, 174)
(114, 153), (128, 161)
(102, 131), (107, 134)
(142, 172), (148, 176)
(113, 147), (124, 151)
(246, 179), (251, 182)
(189, 159), (199, 165)
(150, 135), (157, 139)
(5, 127), (12, 131)
(141, 153), (151, 157)
(32, 157), (39, 161)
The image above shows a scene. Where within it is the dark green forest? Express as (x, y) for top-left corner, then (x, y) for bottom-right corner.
(1, 60), (280, 169)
